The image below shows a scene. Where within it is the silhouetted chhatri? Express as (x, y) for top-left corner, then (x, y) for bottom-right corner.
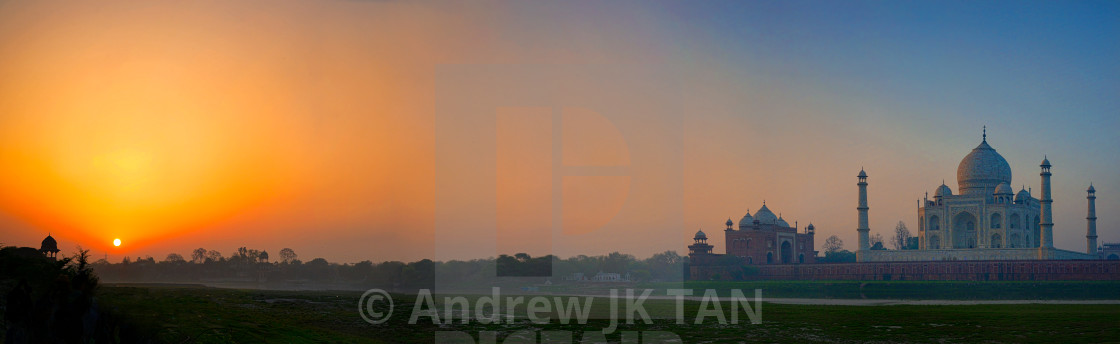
(38, 234), (60, 261)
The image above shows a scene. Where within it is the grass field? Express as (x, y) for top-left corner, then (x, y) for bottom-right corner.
(640, 280), (1120, 299)
(94, 283), (1120, 343)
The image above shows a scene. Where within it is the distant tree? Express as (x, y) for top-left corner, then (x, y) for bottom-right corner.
(869, 233), (885, 250)
(191, 248), (207, 263)
(205, 250), (223, 262)
(601, 252), (636, 273)
(279, 248), (297, 263)
(164, 253), (185, 263)
(514, 252), (531, 262)
(259, 250), (269, 263)
(892, 221), (912, 250)
(122, 256), (131, 264)
(247, 249), (262, 263)
(823, 235), (844, 254)
(645, 251), (683, 281)
(820, 249), (857, 263)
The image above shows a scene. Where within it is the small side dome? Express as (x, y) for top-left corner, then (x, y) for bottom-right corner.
(1088, 183), (1095, 193)
(694, 230), (707, 239)
(994, 182), (1013, 195)
(1041, 156), (1051, 166)
(1015, 187), (1031, 202)
(738, 210), (754, 229)
(775, 214), (790, 228)
(726, 218), (734, 227)
(806, 223), (815, 230)
(858, 169), (867, 178)
(934, 183), (953, 197)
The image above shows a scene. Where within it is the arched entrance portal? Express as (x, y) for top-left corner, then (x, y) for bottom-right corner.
(953, 212), (978, 248)
(780, 241), (792, 264)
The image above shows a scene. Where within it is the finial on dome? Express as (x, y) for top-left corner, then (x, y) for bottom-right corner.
(982, 125), (986, 143)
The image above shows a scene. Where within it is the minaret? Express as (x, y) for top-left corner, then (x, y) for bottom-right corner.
(857, 168), (870, 253)
(1087, 183), (1097, 255)
(1039, 157), (1054, 249)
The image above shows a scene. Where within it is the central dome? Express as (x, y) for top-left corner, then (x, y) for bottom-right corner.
(957, 139), (1012, 195)
(753, 204), (778, 225)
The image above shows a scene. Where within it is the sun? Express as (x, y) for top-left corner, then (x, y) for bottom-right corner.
(113, 238), (121, 247)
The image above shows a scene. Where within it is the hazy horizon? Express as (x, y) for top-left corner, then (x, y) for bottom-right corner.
(1, 0), (1117, 263)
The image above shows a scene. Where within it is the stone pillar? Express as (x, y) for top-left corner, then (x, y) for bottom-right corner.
(1087, 184), (1097, 255)
(857, 169), (870, 255)
(1040, 158), (1054, 249)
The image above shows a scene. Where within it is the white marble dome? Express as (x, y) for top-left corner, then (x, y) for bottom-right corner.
(957, 140), (1012, 195)
(1015, 187), (1031, 203)
(934, 183), (953, 197)
(994, 182), (1014, 195)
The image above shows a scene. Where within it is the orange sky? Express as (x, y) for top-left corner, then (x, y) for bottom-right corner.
(1, 1), (1116, 263)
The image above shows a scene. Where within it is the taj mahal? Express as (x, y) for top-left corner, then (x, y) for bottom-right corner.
(856, 127), (1099, 262)
(689, 126), (1105, 268)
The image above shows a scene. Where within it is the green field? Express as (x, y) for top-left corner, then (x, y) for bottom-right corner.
(93, 283), (1120, 343)
(641, 280), (1120, 299)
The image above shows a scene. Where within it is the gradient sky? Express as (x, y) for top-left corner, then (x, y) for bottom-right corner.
(0, 0), (1116, 263)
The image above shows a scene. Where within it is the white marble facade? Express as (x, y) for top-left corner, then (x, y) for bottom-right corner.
(859, 128), (1097, 262)
(918, 132), (1041, 250)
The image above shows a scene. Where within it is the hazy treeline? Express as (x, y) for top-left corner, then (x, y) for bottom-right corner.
(91, 248), (689, 290)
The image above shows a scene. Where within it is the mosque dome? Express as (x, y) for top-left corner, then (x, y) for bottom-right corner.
(994, 182), (1014, 195)
(775, 214), (790, 228)
(957, 137), (1012, 195)
(738, 211), (754, 228)
(694, 230), (707, 239)
(753, 204), (778, 225)
(1015, 187), (1031, 203)
(934, 183), (953, 197)
(40, 235), (59, 253)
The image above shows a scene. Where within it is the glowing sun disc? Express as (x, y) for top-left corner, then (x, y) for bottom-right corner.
(113, 238), (121, 247)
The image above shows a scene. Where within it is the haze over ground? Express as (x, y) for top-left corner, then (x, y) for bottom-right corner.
(0, 1), (1116, 263)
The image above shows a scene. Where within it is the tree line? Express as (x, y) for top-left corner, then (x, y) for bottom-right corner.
(818, 221), (916, 262)
(90, 249), (689, 290)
